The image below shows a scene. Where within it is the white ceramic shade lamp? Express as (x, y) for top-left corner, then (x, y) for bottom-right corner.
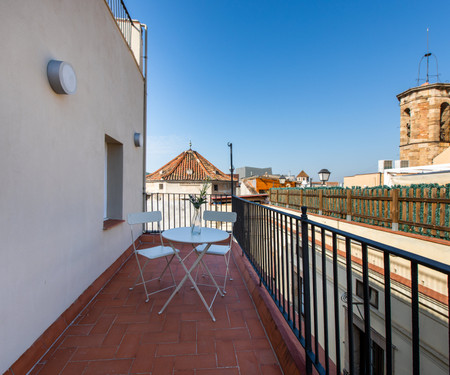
(47, 60), (77, 95)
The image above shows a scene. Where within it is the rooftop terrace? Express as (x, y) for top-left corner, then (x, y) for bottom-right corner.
(21, 238), (286, 375)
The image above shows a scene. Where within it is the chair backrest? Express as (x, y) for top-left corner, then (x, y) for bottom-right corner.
(128, 211), (162, 225)
(203, 210), (237, 224)
(128, 211), (164, 249)
(203, 211), (237, 248)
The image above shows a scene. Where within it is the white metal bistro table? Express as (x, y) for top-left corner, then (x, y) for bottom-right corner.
(158, 227), (229, 321)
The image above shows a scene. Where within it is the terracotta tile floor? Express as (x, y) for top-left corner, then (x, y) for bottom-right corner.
(29, 240), (283, 375)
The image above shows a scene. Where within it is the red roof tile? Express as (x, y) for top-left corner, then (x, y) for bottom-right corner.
(146, 149), (231, 182)
(296, 170), (309, 178)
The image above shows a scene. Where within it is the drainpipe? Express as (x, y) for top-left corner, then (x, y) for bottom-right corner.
(142, 24), (148, 212)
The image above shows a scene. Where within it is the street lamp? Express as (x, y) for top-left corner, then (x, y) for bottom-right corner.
(279, 175), (286, 185)
(227, 142), (234, 196)
(318, 169), (331, 185)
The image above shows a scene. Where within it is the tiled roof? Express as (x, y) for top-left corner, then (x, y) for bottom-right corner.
(146, 149), (231, 182)
(297, 170), (309, 178)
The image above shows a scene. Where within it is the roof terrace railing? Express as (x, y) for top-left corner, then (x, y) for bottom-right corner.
(232, 195), (450, 375)
(145, 193), (233, 232)
(106, 0), (138, 50)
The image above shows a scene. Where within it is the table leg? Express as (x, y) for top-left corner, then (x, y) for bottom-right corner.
(198, 256), (224, 297)
(159, 242), (217, 321)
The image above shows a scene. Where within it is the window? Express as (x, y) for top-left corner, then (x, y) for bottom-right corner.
(356, 279), (379, 309)
(104, 135), (123, 221)
(440, 102), (450, 142)
(404, 108), (411, 142)
(214, 184), (218, 191)
(293, 275), (304, 316)
(354, 326), (385, 375)
(159, 183), (164, 190)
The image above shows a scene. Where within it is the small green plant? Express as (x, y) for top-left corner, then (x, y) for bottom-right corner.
(189, 180), (210, 209)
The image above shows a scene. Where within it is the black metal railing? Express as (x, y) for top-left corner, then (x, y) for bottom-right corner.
(232, 195), (450, 375)
(146, 193), (232, 232)
(106, 0), (139, 50)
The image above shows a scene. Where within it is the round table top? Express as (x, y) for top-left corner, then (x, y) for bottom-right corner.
(162, 227), (229, 244)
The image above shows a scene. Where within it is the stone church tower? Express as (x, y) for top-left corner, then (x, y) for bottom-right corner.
(397, 83), (450, 166)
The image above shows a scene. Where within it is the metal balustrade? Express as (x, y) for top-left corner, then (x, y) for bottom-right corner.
(106, 0), (139, 49)
(143, 193), (450, 373)
(232, 195), (450, 375)
(145, 193), (232, 232)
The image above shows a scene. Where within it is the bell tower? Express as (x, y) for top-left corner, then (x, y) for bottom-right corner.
(396, 33), (450, 166)
(397, 83), (450, 166)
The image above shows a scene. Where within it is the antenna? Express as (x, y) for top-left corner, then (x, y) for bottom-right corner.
(417, 27), (439, 85)
(426, 28), (430, 83)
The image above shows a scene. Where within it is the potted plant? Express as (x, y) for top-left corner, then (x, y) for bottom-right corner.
(189, 180), (210, 234)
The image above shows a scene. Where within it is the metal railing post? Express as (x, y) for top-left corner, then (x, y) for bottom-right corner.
(301, 206), (313, 374)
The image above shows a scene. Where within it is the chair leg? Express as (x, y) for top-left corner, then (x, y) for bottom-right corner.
(158, 255), (176, 281)
(133, 252), (150, 302)
(194, 258), (200, 285)
(130, 253), (178, 303)
(165, 255), (177, 287)
(129, 256), (150, 290)
(222, 252), (231, 294)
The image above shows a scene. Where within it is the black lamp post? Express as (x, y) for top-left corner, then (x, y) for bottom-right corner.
(227, 142), (234, 196)
(318, 169), (331, 185)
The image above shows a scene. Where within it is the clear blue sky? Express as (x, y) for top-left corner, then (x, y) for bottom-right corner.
(124, 0), (450, 183)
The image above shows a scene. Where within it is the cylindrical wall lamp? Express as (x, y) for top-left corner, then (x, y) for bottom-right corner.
(134, 132), (143, 147)
(47, 60), (77, 95)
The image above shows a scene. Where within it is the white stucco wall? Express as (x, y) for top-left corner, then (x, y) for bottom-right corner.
(0, 0), (145, 372)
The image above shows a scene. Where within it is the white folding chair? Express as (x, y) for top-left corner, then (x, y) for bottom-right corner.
(194, 210), (237, 294)
(128, 211), (179, 302)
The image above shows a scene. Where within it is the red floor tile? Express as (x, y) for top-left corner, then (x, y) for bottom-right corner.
(29, 242), (283, 375)
(83, 358), (133, 375)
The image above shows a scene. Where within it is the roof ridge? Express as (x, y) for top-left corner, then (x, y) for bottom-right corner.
(147, 148), (230, 181)
(164, 150), (187, 177)
(192, 150), (210, 177)
(197, 151), (230, 178)
(146, 150), (185, 179)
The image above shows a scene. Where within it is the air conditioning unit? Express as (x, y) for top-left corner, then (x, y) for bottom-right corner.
(378, 160), (393, 172)
(394, 160), (409, 169)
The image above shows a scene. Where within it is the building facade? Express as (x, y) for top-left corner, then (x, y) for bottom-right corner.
(0, 1), (146, 372)
(235, 166), (273, 179)
(397, 83), (450, 166)
(296, 170), (310, 185)
(146, 148), (232, 195)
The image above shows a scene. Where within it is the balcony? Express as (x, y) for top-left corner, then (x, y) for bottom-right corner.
(15, 236), (287, 375)
(10, 194), (450, 375)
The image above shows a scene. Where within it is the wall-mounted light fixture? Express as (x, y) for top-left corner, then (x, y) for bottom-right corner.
(134, 132), (143, 147)
(47, 60), (77, 95)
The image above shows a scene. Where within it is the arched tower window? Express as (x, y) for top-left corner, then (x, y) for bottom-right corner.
(440, 102), (450, 142)
(404, 108), (411, 143)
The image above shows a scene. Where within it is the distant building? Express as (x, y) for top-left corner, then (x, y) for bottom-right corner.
(344, 81), (450, 187)
(240, 174), (296, 195)
(397, 83), (450, 166)
(146, 147), (232, 195)
(343, 172), (383, 188)
(311, 181), (340, 187)
(235, 166), (272, 179)
(296, 170), (309, 185)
